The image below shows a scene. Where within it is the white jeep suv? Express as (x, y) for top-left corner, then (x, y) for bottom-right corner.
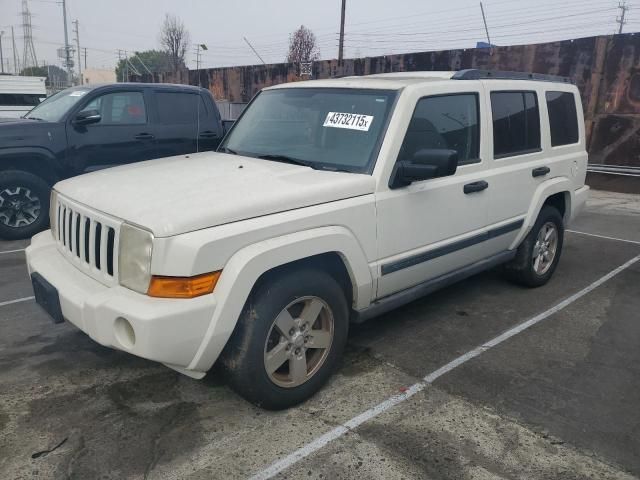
(26, 70), (589, 409)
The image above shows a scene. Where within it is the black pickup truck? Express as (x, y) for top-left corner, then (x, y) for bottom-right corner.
(0, 83), (227, 239)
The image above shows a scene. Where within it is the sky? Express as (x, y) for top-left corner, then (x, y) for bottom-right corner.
(0, 0), (637, 74)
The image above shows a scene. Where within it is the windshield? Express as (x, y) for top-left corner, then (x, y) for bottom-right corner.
(24, 88), (90, 121)
(220, 88), (397, 173)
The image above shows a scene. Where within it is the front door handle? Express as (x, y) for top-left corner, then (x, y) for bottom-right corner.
(199, 130), (218, 138)
(134, 133), (155, 140)
(532, 166), (550, 177)
(464, 180), (489, 194)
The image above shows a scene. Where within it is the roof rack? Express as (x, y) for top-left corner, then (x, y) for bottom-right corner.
(452, 69), (572, 83)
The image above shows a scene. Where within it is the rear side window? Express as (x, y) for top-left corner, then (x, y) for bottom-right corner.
(398, 93), (480, 165)
(546, 91), (579, 146)
(491, 91), (540, 158)
(156, 92), (206, 125)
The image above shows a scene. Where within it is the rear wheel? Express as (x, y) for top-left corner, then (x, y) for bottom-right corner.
(504, 205), (564, 287)
(221, 268), (349, 409)
(0, 170), (51, 240)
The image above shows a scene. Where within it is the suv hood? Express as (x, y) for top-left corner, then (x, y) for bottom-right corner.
(55, 152), (376, 237)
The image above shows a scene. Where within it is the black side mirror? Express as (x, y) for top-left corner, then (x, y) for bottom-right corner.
(73, 109), (101, 126)
(390, 149), (459, 189)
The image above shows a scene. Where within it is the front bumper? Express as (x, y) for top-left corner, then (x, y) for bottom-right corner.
(26, 231), (217, 378)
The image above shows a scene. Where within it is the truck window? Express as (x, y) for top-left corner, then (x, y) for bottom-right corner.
(0, 93), (43, 106)
(491, 91), (540, 158)
(155, 92), (207, 125)
(398, 94), (480, 166)
(546, 91), (579, 146)
(79, 91), (146, 125)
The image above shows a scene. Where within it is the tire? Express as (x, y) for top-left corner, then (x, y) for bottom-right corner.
(221, 267), (349, 410)
(504, 205), (564, 288)
(0, 170), (51, 240)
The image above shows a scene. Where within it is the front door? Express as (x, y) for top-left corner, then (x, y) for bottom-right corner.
(66, 89), (157, 172)
(375, 87), (491, 298)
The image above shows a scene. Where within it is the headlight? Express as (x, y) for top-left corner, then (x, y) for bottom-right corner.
(118, 223), (154, 294)
(49, 189), (58, 239)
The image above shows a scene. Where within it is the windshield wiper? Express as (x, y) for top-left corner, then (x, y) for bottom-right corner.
(219, 146), (238, 155)
(256, 154), (316, 168)
(25, 116), (44, 121)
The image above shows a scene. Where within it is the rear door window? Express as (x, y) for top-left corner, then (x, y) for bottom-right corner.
(155, 92), (206, 125)
(490, 91), (540, 158)
(546, 91), (579, 146)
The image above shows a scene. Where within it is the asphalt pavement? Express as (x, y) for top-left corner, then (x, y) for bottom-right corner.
(0, 189), (639, 480)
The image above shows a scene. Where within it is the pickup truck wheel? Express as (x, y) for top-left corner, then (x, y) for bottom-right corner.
(504, 205), (564, 287)
(0, 171), (50, 240)
(221, 268), (349, 410)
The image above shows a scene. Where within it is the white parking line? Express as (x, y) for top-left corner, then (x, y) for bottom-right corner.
(0, 296), (35, 308)
(0, 248), (26, 255)
(249, 253), (640, 480)
(566, 229), (640, 246)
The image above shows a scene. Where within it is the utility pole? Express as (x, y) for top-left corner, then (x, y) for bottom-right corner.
(61, 0), (72, 85)
(616, 1), (629, 34)
(83, 47), (87, 70)
(480, 2), (492, 48)
(243, 37), (266, 65)
(11, 27), (19, 74)
(338, 0), (346, 65)
(124, 50), (128, 82)
(73, 20), (82, 84)
(0, 31), (4, 74)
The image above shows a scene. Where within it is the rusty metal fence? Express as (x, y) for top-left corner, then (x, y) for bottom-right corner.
(136, 33), (640, 171)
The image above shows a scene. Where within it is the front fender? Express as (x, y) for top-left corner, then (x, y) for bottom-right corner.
(187, 226), (373, 373)
(509, 177), (572, 250)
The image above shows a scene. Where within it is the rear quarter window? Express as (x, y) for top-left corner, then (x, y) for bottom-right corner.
(546, 91), (579, 146)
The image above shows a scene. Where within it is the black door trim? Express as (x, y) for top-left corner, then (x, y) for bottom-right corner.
(355, 250), (517, 323)
(381, 219), (524, 276)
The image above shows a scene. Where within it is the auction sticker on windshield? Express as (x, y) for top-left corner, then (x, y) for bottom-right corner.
(323, 112), (374, 131)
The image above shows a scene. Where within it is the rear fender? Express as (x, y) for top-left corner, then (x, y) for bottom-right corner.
(509, 177), (572, 250)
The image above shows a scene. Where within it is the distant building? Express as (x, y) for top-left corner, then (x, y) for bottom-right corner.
(83, 68), (116, 85)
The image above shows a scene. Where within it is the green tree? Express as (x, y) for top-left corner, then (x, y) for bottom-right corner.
(20, 65), (68, 88)
(115, 50), (175, 81)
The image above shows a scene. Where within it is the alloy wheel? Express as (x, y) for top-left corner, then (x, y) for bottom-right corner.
(0, 187), (41, 228)
(532, 221), (558, 276)
(263, 296), (334, 388)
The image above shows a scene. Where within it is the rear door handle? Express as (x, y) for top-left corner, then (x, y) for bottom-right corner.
(134, 133), (155, 140)
(532, 166), (550, 177)
(463, 180), (489, 194)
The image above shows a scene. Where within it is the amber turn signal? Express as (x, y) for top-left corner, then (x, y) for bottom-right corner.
(147, 271), (221, 298)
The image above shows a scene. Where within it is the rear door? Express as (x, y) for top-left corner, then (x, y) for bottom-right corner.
(66, 88), (157, 172)
(152, 90), (220, 158)
(482, 81), (555, 253)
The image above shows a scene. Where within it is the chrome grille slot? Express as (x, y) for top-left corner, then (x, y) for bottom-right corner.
(52, 194), (122, 286)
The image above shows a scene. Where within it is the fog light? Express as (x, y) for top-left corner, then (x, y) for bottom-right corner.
(114, 317), (136, 349)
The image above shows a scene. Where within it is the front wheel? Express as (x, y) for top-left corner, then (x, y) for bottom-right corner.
(0, 170), (51, 240)
(504, 205), (564, 287)
(221, 268), (349, 409)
